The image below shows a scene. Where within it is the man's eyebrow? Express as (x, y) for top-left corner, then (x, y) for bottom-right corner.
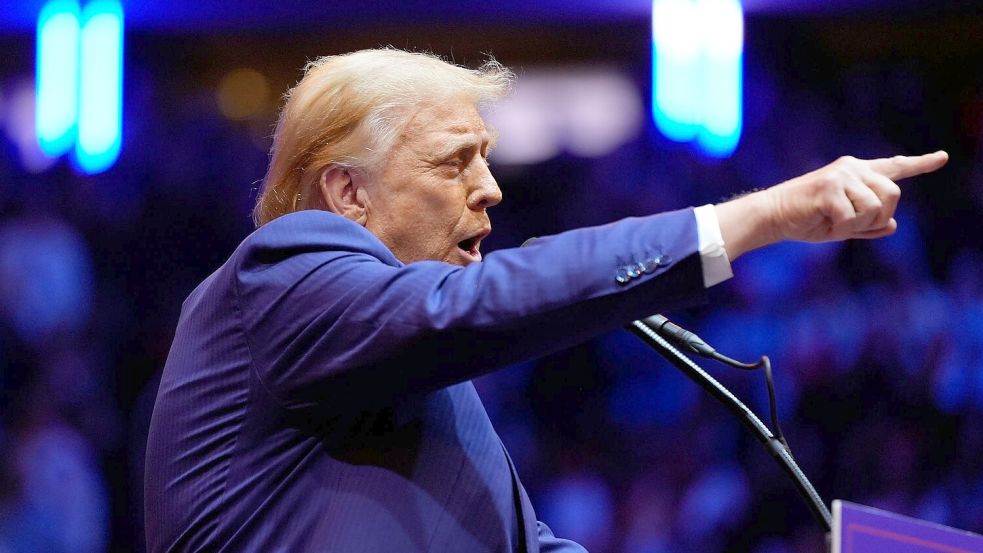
(431, 133), (495, 159)
(430, 139), (475, 160)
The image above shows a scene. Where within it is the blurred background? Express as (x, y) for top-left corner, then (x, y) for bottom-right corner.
(0, 1), (982, 552)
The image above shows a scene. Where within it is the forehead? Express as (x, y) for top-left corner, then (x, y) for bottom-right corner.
(399, 97), (490, 145)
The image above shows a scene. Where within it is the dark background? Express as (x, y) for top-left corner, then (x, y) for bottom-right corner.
(0, 2), (981, 552)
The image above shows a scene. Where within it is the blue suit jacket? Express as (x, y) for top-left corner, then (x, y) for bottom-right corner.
(145, 209), (706, 552)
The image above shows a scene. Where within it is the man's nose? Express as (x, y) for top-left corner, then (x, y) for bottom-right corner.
(467, 167), (503, 211)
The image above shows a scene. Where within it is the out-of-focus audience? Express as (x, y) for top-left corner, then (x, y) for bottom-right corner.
(0, 34), (980, 553)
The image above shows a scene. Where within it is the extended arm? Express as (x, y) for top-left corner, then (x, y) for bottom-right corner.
(233, 208), (707, 413)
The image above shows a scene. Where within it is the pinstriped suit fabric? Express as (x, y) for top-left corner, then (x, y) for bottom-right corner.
(145, 208), (704, 552)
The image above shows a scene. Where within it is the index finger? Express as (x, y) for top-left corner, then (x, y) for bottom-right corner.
(868, 150), (949, 181)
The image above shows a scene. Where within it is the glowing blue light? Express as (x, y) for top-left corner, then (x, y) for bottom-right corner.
(652, 0), (701, 142)
(75, 1), (123, 174)
(36, 1), (80, 158)
(652, 0), (743, 158)
(696, 0), (743, 158)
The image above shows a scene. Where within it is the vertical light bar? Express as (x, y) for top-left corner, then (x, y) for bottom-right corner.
(651, 0), (743, 158)
(76, 0), (123, 174)
(36, 1), (80, 158)
(695, 0), (743, 158)
(652, 0), (701, 142)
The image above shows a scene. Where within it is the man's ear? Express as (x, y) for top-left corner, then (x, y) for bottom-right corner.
(318, 165), (368, 225)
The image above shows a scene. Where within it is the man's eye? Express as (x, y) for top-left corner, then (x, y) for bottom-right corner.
(441, 158), (466, 171)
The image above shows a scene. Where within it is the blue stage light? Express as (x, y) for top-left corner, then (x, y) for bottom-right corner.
(652, 0), (701, 143)
(75, 0), (123, 174)
(36, 1), (80, 158)
(652, 0), (743, 158)
(696, 0), (742, 158)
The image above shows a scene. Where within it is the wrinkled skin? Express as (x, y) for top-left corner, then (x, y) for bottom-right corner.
(360, 97), (501, 266)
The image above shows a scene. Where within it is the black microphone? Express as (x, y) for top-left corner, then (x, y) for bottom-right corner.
(642, 314), (716, 357)
(627, 315), (830, 530)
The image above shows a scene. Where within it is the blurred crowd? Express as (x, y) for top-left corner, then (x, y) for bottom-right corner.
(0, 22), (981, 553)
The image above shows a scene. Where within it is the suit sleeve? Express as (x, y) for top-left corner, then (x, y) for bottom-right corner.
(536, 521), (589, 553)
(231, 209), (707, 413)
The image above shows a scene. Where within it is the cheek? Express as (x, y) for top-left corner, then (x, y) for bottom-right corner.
(414, 186), (468, 228)
(371, 177), (470, 259)
(394, 214), (454, 257)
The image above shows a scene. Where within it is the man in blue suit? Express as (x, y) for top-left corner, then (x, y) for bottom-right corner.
(144, 49), (947, 552)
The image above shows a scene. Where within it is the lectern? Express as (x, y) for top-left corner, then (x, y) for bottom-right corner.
(831, 500), (983, 553)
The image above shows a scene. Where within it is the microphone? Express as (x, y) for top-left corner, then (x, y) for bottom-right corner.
(627, 315), (831, 531)
(642, 314), (774, 402)
(642, 314), (716, 357)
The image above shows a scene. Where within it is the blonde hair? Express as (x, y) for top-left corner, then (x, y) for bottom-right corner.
(253, 48), (514, 227)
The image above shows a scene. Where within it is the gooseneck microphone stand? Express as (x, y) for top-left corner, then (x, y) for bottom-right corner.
(627, 315), (833, 532)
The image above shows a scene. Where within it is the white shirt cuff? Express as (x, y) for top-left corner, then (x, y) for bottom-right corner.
(694, 204), (733, 288)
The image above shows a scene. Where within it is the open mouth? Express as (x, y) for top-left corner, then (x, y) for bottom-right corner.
(457, 229), (490, 261)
